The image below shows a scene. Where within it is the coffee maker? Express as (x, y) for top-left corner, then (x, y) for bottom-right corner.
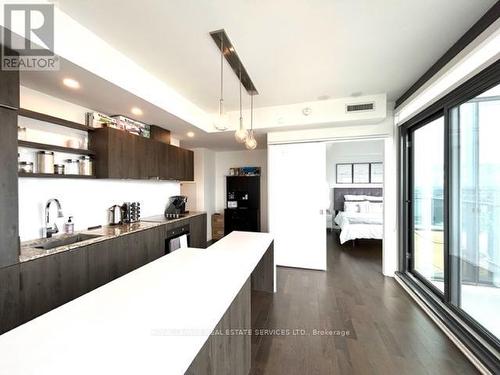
(164, 196), (188, 219)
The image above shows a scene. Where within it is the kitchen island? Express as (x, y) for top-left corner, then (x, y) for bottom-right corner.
(0, 231), (274, 375)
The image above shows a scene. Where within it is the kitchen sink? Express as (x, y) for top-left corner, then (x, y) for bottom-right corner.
(34, 234), (103, 250)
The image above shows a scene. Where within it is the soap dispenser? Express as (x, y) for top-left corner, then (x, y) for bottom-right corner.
(65, 216), (75, 234)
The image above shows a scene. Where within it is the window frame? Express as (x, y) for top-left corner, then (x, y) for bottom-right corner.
(399, 60), (500, 357)
(406, 111), (447, 298)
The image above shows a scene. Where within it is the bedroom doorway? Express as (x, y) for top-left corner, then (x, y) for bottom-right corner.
(325, 139), (385, 267)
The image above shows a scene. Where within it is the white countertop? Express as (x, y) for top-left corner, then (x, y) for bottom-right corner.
(0, 231), (274, 375)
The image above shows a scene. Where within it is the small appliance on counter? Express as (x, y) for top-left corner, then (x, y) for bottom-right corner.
(164, 195), (188, 219)
(121, 202), (141, 223)
(108, 205), (123, 225)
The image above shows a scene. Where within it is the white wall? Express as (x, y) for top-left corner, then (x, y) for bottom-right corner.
(19, 87), (180, 241)
(187, 148), (216, 241)
(214, 149), (268, 232)
(325, 139), (384, 214)
(19, 179), (179, 241)
(267, 115), (398, 277)
(326, 140), (384, 188)
(395, 19), (500, 125)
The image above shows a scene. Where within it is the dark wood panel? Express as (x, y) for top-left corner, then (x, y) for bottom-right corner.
(158, 143), (171, 180)
(167, 144), (182, 180)
(57, 248), (89, 304)
(19, 248), (89, 323)
(88, 126), (110, 178)
(89, 127), (193, 180)
(187, 278), (251, 375)
(0, 46), (19, 109)
(0, 107), (19, 268)
(0, 264), (21, 334)
(147, 226), (167, 262)
(88, 227), (164, 290)
(251, 242), (274, 293)
(18, 172), (96, 179)
(18, 108), (93, 132)
(150, 125), (171, 144)
(87, 240), (113, 290)
(190, 214), (207, 249)
(184, 149), (194, 181)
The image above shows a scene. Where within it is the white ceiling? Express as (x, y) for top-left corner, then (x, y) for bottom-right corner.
(20, 58), (202, 142)
(55, 0), (495, 113)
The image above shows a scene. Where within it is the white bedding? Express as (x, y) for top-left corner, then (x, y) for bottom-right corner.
(334, 211), (383, 244)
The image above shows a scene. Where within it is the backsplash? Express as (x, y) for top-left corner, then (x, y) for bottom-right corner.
(18, 178), (179, 241)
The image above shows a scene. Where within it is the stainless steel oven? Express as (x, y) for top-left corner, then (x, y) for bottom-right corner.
(165, 224), (190, 254)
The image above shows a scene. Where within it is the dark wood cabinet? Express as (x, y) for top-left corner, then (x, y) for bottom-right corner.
(87, 236), (128, 290)
(184, 148), (194, 181)
(19, 247), (89, 323)
(89, 127), (193, 181)
(167, 144), (182, 180)
(0, 263), (21, 334)
(87, 227), (164, 290)
(190, 214), (207, 248)
(0, 215), (205, 333)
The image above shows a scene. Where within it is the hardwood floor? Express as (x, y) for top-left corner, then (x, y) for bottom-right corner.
(250, 233), (478, 375)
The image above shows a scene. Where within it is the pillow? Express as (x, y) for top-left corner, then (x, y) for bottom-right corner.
(367, 202), (383, 214)
(364, 195), (383, 202)
(344, 201), (369, 213)
(344, 201), (359, 213)
(344, 195), (365, 201)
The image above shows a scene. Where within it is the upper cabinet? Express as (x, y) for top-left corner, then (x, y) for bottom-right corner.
(89, 127), (193, 181)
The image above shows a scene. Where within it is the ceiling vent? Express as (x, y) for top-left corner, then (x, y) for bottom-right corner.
(346, 102), (375, 113)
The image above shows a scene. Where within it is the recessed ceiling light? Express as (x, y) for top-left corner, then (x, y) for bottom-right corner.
(187, 131), (195, 138)
(318, 95), (330, 100)
(131, 107), (143, 116)
(63, 78), (80, 89)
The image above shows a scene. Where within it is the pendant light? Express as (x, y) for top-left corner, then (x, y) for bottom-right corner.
(234, 68), (248, 143)
(214, 37), (229, 131)
(245, 94), (257, 150)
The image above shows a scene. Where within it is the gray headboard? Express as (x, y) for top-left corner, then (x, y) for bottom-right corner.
(333, 187), (383, 211)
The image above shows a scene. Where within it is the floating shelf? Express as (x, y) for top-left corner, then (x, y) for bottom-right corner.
(18, 172), (96, 179)
(18, 140), (96, 156)
(18, 108), (95, 132)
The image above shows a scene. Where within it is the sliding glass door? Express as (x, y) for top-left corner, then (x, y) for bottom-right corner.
(450, 83), (500, 340)
(410, 116), (445, 292)
(405, 80), (500, 346)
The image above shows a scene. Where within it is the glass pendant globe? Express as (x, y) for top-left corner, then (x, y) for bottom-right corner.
(213, 113), (229, 131)
(235, 127), (248, 143)
(245, 133), (257, 150)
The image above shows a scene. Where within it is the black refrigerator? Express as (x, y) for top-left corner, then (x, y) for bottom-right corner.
(224, 176), (260, 234)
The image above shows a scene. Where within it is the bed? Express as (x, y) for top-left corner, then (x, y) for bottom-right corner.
(332, 188), (383, 244)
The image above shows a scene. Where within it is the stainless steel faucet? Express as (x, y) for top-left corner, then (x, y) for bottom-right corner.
(45, 199), (63, 238)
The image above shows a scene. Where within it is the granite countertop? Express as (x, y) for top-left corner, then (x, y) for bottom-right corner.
(19, 212), (206, 263)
